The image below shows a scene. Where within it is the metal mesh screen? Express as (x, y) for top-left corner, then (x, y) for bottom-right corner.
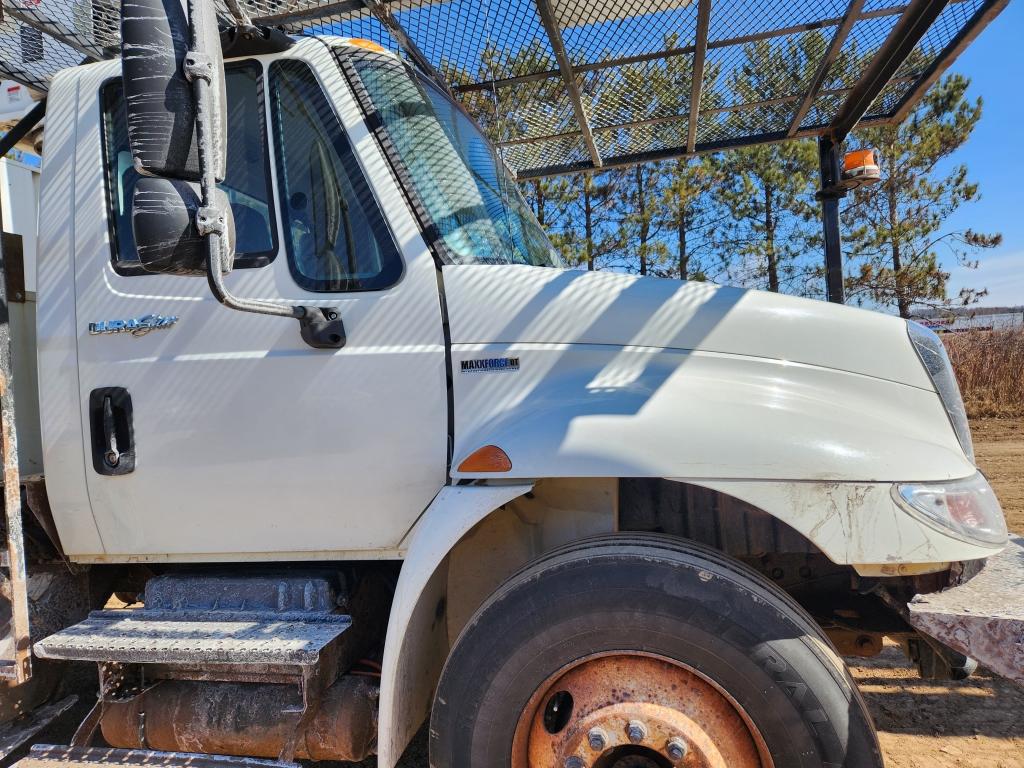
(895, 0), (986, 80)
(0, 0), (1005, 177)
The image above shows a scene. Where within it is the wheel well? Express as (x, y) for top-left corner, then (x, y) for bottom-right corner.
(619, 477), (819, 556)
(445, 477), (903, 650)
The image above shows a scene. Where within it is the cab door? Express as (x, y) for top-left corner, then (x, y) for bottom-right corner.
(71, 49), (447, 558)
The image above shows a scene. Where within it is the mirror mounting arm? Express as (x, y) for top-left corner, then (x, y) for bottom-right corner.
(183, 1), (345, 350)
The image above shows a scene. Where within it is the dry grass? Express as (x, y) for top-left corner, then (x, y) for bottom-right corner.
(944, 328), (1024, 417)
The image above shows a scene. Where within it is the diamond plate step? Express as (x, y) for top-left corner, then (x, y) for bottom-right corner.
(34, 609), (351, 666)
(908, 534), (1024, 685)
(15, 745), (298, 768)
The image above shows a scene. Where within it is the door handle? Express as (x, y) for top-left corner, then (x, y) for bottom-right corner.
(102, 395), (120, 468)
(89, 387), (135, 475)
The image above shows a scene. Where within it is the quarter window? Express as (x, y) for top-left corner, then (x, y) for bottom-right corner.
(269, 59), (402, 293)
(101, 61), (277, 274)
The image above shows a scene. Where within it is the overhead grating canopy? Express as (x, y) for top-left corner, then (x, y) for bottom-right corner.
(0, 0), (1006, 178)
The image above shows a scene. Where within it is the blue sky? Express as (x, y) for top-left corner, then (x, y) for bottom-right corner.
(941, 0), (1024, 307)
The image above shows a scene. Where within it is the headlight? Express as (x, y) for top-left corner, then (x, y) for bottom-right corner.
(907, 321), (974, 462)
(894, 473), (1007, 546)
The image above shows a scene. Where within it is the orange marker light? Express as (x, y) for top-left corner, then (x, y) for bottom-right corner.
(841, 148), (881, 186)
(457, 445), (512, 473)
(843, 148), (876, 173)
(345, 38), (389, 54)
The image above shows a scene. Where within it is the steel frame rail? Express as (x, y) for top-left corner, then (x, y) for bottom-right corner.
(890, 0), (1008, 123)
(787, 0), (865, 137)
(827, 0), (950, 142)
(533, 0), (602, 167)
(686, 0), (712, 154)
(0, 60), (47, 93)
(0, 0), (1005, 181)
(360, 0), (456, 100)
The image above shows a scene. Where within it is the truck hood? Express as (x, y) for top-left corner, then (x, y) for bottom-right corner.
(442, 264), (931, 389)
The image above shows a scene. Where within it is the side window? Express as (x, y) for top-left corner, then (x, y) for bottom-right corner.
(101, 62), (277, 274)
(269, 59), (402, 293)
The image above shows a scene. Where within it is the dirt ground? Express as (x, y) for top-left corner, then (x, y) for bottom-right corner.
(849, 645), (1024, 768)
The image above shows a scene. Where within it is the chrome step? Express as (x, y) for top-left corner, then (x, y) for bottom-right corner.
(14, 745), (299, 768)
(34, 609), (351, 666)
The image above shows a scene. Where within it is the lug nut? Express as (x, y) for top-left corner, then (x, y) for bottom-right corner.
(564, 757), (586, 768)
(626, 719), (647, 743)
(587, 727), (608, 751)
(666, 737), (688, 761)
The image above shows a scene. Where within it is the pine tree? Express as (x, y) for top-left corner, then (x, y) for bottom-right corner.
(842, 73), (1001, 317)
(521, 174), (578, 262)
(554, 171), (621, 270)
(588, 32), (695, 276)
(612, 163), (669, 276)
(714, 35), (822, 292)
(659, 155), (728, 280)
(715, 140), (818, 291)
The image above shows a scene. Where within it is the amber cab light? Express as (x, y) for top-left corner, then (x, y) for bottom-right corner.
(345, 38), (389, 54)
(458, 445), (512, 473)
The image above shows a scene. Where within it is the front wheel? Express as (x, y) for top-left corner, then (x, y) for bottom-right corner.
(430, 534), (882, 768)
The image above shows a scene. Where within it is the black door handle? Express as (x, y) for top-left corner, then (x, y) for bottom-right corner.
(89, 388), (135, 475)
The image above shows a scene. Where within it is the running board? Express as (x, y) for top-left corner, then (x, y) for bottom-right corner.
(15, 745), (299, 768)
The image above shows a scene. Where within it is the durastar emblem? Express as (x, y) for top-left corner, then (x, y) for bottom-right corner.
(89, 314), (179, 337)
(460, 357), (520, 373)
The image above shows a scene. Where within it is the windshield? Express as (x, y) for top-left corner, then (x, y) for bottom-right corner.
(341, 50), (562, 268)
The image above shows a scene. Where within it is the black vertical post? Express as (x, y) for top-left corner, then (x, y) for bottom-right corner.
(818, 136), (845, 304)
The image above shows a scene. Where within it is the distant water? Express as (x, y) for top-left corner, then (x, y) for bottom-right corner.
(919, 312), (1024, 332)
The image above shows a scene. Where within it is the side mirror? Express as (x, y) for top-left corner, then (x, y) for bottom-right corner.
(132, 178), (235, 276)
(120, 0), (226, 181)
(117, 0), (344, 349)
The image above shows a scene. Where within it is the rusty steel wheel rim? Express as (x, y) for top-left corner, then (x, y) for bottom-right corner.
(511, 651), (774, 768)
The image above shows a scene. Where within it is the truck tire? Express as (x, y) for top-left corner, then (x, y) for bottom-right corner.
(430, 533), (882, 768)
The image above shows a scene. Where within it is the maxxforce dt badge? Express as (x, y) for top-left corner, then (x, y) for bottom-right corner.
(460, 357), (520, 373)
(89, 314), (178, 337)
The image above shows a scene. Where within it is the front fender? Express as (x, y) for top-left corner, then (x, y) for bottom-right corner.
(689, 479), (1000, 568)
(378, 483), (533, 768)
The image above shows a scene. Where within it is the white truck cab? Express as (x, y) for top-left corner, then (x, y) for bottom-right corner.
(37, 37), (1002, 567)
(0, 28), (1016, 768)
